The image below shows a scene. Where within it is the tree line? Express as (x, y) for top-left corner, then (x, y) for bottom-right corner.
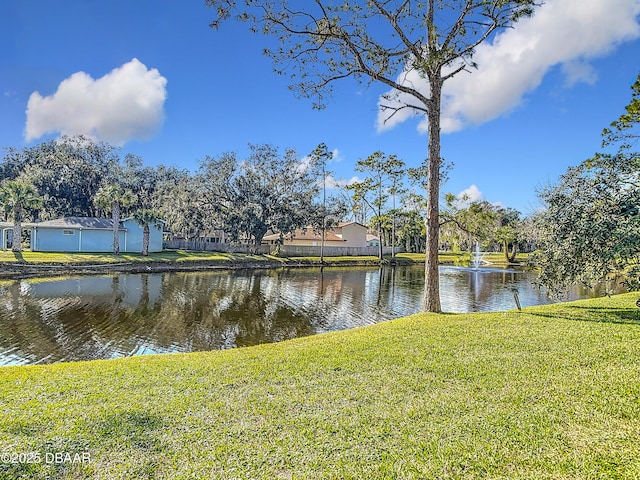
(1, 136), (536, 259)
(6, 65), (637, 300)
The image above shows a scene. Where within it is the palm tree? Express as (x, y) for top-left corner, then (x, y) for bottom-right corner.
(94, 185), (136, 255)
(0, 180), (42, 252)
(131, 209), (163, 256)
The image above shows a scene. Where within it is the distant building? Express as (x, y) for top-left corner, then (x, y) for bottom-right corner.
(28, 217), (163, 253)
(262, 222), (371, 248)
(366, 234), (380, 247)
(0, 222), (13, 250)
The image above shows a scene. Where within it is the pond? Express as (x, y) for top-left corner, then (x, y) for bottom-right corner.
(0, 265), (620, 366)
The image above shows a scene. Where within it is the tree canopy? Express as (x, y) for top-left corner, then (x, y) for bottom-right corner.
(536, 72), (640, 296)
(197, 144), (320, 252)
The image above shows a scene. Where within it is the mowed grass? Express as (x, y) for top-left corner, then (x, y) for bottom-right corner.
(0, 250), (257, 265)
(396, 251), (530, 266)
(1, 294), (640, 479)
(0, 249), (526, 267)
(0, 250), (381, 267)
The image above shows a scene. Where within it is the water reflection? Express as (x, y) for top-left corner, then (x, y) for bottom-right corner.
(0, 266), (620, 365)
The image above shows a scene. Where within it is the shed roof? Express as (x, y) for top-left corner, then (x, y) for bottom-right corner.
(29, 217), (123, 230)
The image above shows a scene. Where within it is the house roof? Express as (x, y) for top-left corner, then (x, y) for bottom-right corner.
(337, 221), (367, 229)
(29, 217), (124, 230)
(263, 227), (345, 242)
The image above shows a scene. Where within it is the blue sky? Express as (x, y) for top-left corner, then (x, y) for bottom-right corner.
(1, 0), (639, 215)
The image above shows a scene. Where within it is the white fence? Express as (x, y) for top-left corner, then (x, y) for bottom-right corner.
(164, 240), (270, 254)
(275, 245), (403, 257)
(164, 240), (403, 257)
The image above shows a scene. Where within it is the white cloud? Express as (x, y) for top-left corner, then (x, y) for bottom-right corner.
(561, 60), (598, 87)
(298, 147), (343, 174)
(324, 175), (342, 189)
(297, 155), (313, 173)
(377, 0), (640, 134)
(455, 184), (483, 208)
(321, 174), (361, 190)
(25, 58), (167, 145)
(346, 175), (363, 186)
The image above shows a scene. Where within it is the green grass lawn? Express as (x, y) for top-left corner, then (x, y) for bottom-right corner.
(0, 249), (529, 268)
(0, 250), (252, 265)
(0, 250), (381, 266)
(396, 251), (530, 266)
(1, 293), (639, 479)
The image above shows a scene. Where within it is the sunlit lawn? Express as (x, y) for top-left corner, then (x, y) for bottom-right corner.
(397, 251), (530, 266)
(0, 249), (529, 267)
(0, 250), (261, 265)
(1, 293), (639, 479)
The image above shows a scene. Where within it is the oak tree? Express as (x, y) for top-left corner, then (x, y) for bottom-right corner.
(536, 72), (640, 296)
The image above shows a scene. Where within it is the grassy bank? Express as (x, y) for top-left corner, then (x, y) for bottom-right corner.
(0, 250), (382, 266)
(0, 250), (266, 265)
(1, 293), (639, 479)
(0, 249), (528, 268)
(395, 251), (530, 267)
(0, 250), (385, 280)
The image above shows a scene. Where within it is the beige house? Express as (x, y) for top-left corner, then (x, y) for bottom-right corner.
(263, 222), (371, 248)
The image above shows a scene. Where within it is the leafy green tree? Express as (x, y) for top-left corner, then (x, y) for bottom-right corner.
(344, 180), (373, 226)
(308, 143), (334, 262)
(536, 72), (640, 296)
(440, 196), (496, 252)
(494, 207), (521, 263)
(148, 166), (206, 241)
(7, 136), (120, 219)
(198, 144), (319, 252)
(601, 73), (639, 151)
(206, 0), (539, 311)
(94, 185), (137, 255)
(0, 180), (42, 252)
(400, 210), (425, 253)
(132, 209), (164, 256)
(353, 151), (405, 260)
(398, 192), (426, 253)
(388, 159), (406, 259)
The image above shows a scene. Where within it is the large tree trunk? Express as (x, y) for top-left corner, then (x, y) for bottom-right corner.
(11, 222), (21, 253)
(142, 225), (150, 256)
(11, 203), (22, 253)
(423, 75), (443, 313)
(112, 202), (121, 255)
(504, 240), (518, 263)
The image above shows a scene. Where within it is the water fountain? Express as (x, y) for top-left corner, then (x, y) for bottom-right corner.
(471, 241), (488, 269)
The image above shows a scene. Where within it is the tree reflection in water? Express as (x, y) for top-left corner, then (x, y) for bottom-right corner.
(0, 266), (618, 365)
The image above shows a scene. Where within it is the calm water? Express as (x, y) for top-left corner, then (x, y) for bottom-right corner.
(0, 266), (620, 365)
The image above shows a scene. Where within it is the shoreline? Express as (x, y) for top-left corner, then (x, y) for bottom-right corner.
(0, 256), (396, 280)
(0, 250), (528, 280)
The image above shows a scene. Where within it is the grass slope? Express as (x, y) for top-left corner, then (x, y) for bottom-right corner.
(0, 250), (527, 274)
(0, 249), (530, 265)
(1, 294), (639, 479)
(0, 250), (263, 264)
